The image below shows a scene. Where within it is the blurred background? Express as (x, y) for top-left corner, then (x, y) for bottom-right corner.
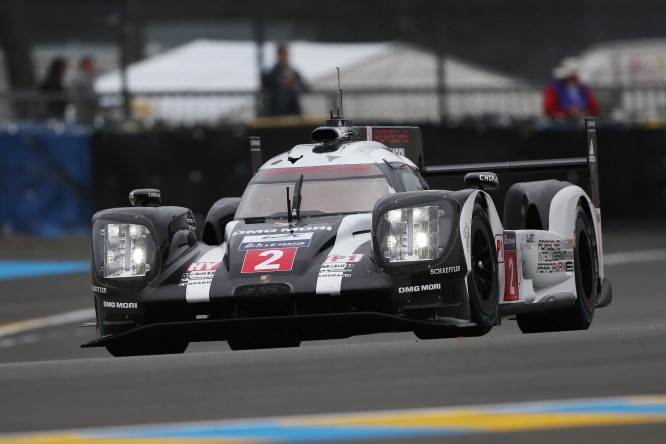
(1, 0), (665, 237)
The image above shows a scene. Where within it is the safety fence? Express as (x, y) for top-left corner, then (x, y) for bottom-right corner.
(2, 85), (666, 126)
(1, 121), (665, 236)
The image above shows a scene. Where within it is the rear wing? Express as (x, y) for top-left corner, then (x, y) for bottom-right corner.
(421, 117), (601, 211)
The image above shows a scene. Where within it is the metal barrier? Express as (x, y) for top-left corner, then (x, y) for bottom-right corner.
(1, 85), (666, 125)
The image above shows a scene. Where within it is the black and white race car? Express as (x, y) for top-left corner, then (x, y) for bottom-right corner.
(83, 114), (612, 356)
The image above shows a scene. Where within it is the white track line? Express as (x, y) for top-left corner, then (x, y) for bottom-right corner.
(0, 308), (94, 339)
(604, 249), (666, 266)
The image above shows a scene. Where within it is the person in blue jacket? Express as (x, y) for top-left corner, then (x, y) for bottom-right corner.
(544, 57), (599, 120)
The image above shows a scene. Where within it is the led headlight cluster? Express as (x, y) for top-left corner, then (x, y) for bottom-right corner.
(383, 206), (439, 262)
(101, 223), (151, 278)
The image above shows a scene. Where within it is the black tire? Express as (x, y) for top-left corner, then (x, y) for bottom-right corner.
(516, 203), (598, 333)
(415, 202), (499, 340)
(464, 203), (500, 336)
(227, 335), (301, 351)
(106, 340), (189, 357)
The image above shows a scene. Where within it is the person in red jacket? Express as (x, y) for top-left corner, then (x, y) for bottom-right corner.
(544, 57), (599, 120)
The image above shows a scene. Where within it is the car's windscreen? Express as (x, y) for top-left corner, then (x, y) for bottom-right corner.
(236, 164), (392, 219)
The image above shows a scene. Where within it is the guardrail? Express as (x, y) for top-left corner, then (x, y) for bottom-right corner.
(1, 85), (666, 125)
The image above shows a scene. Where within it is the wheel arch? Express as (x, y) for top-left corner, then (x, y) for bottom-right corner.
(202, 197), (241, 245)
(503, 180), (572, 230)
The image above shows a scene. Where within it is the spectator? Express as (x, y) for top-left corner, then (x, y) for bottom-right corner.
(265, 43), (306, 116)
(39, 57), (68, 119)
(70, 55), (98, 125)
(544, 57), (599, 120)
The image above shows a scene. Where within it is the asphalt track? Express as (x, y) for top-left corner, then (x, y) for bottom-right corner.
(0, 232), (665, 443)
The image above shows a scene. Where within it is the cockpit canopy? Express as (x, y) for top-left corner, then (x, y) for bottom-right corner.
(235, 164), (393, 219)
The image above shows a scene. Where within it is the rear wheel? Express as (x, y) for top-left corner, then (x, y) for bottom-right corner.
(227, 335), (301, 351)
(105, 340), (189, 357)
(517, 203), (598, 333)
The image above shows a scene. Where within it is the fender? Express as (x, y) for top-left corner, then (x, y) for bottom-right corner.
(459, 190), (505, 304)
(548, 185), (591, 241)
(202, 197), (241, 245)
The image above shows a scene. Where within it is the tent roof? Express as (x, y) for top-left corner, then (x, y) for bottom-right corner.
(96, 40), (520, 93)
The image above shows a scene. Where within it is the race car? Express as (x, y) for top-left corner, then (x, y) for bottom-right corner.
(82, 113), (612, 356)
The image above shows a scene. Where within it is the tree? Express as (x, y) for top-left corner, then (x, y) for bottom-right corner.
(0, 0), (37, 119)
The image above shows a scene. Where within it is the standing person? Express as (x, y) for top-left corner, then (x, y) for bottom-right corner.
(70, 56), (98, 125)
(39, 57), (68, 119)
(544, 57), (599, 120)
(265, 43), (306, 116)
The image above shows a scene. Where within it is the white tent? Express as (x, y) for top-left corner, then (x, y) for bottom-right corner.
(576, 38), (666, 85)
(96, 40), (522, 123)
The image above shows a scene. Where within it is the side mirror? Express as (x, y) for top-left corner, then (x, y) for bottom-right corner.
(464, 172), (499, 191)
(129, 188), (161, 207)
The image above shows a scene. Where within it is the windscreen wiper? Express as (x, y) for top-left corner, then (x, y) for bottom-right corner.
(291, 174), (303, 220)
(285, 174), (304, 223)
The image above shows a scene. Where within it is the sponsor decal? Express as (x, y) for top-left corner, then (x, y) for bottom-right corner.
(495, 233), (504, 263)
(430, 266), (461, 275)
(480, 174), (498, 185)
(232, 226), (332, 236)
(91, 285), (107, 294)
(323, 254), (364, 264)
(390, 147), (406, 156)
(180, 261), (221, 287)
(536, 261), (574, 273)
(239, 232), (313, 251)
(463, 223), (469, 239)
(503, 231), (519, 302)
(103, 301), (138, 309)
(526, 233), (535, 244)
(588, 140), (596, 162)
(398, 283), (442, 293)
(241, 248), (297, 273)
(318, 261), (355, 279)
(185, 246), (225, 303)
(536, 239), (574, 274)
(187, 262), (220, 272)
(260, 275), (271, 284)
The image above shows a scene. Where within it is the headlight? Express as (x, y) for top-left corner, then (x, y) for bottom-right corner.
(101, 223), (152, 278)
(382, 206), (439, 262)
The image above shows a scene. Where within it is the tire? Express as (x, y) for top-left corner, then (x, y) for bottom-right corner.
(227, 335), (301, 351)
(106, 340), (189, 357)
(516, 203), (598, 333)
(415, 202), (499, 339)
(464, 203), (499, 336)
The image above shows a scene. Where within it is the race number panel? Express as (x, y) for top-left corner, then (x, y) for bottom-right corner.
(241, 248), (298, 273)
(503, 231), (520, 302)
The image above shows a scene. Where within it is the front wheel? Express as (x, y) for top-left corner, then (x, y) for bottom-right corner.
(517, 203), (598, 333)
(464, 203), (499, 336)
(415, 202), (498, 340)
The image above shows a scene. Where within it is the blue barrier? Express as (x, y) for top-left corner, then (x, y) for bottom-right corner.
(0, 123), (93, 236)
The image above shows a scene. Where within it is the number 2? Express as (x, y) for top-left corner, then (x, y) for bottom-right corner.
(508, 257), (516, 295)
(254, 249), (284, 270)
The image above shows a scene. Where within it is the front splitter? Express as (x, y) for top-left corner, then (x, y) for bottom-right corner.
(82, 311), (476, 348)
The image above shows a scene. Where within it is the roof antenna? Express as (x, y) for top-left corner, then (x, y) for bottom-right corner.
(325, 68), (352, 127)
